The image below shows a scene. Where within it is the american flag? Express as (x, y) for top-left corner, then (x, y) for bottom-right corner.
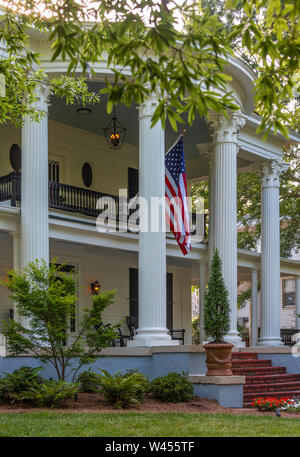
(165, 136), (191, 255)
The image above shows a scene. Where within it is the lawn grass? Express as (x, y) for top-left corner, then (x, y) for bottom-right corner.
(0, 412), (299, 437)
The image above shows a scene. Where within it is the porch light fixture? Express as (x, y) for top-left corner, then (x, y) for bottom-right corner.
(103, 105), (127, 149)
(77, 107), (92, 115)
(91, 281), (100, 295)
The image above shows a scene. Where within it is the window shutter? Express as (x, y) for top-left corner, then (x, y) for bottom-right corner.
(129, 268), (139, 324)
(128, 168), (139, 200)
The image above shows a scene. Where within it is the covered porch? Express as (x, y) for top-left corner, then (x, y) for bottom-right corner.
(0, 70), (298, 348)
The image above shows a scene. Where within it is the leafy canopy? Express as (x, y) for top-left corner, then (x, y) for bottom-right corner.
(0, 0), (299, 135)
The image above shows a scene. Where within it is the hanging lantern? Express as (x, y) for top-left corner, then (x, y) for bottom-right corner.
(103, 105), (127, 149)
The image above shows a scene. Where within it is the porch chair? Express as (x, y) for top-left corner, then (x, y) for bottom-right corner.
(126, 315), (138, 340)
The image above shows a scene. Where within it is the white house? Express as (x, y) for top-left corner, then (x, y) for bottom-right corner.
(0, 32), (299, 354)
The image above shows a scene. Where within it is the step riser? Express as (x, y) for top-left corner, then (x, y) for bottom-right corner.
(245, 375), (300, 384)
(232, 360), (272, 368)
(233, 368), (286, 376)
(232, 354), (258, 360)
(244, 392), (300, 404)
(245, 383), (300, 394)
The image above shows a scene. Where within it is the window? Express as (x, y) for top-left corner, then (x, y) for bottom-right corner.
(49, 160), (60, 182)
(82, 162), (93, 188)
(282, 278), (296, 307)
(9, 144), (21, 171)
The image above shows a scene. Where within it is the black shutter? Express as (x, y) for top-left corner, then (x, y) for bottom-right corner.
(128, 269), (173, 330)
(166, 273), (173, 331)
(128, 167), (139, 200)
(129, 268), (138, 324)
(48, 160), (60, 183)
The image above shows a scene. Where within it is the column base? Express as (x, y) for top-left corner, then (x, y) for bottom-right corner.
(224, 331), (245, 348)
(127, 328), (180, 347)
(257, 336), (283, 347)
(127, 338), (180, 347)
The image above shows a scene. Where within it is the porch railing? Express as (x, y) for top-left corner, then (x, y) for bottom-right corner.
(0, 173), (207, 236)
(49, 181), (119, 218)
(0, 172), (21, 206)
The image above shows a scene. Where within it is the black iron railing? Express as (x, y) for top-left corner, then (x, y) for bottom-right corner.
(0, 172), (21, 206)
(0, 173), (207, 236)
(49, 181), (119, 218)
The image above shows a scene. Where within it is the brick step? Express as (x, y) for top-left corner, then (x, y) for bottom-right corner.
(245, 373), (300, 385)
(232, 353), (258, 360)
(232, 359), (272, 368)
(233, 366), (286, 376)
(244, 381), (300, 394)
(243, 390), (300, 407)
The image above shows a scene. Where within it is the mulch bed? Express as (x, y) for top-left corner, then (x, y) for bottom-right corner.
(0, 393), (299, 418)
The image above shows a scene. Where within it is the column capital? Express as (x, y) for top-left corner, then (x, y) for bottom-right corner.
(138, 92), (160, 120)
(31, 83), (52, 112)
(261, 159), (288, 189)
(208, 111), (245, 145)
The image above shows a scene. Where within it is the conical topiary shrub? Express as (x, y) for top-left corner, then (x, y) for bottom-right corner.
(204, 248), (230, 342)
(203, 249), (233, 376)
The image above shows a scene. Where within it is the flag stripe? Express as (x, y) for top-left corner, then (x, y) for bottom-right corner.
(165, 136), (191, 256)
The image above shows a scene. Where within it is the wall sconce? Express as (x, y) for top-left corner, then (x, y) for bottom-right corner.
(91, 281), (100, 295)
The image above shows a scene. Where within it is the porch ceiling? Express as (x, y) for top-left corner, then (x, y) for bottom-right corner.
(48, 82), (253, 180)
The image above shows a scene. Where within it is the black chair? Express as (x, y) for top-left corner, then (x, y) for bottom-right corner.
(126, 316), (138, 340)
(101, 323), (130, 347)
(170, 329), (185, 345)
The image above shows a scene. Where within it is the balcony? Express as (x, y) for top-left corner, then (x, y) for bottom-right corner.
(0, 172), (207, 236)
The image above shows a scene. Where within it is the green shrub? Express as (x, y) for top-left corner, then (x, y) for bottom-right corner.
(77, 370), (101, 393)
(204, 249), (230, 342)
(150, 372), (194, 403)
(19, 380), (79, 408)
(0, 366), (44, 404)
(99, 369), (149, 408)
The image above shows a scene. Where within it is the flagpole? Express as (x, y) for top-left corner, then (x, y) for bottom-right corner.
(165, 129), (186, 156)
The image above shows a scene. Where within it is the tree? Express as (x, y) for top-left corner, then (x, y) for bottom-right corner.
(204, 249), (230, 342)
(0, 0), (298, 136)
(0, 260), (118, 381)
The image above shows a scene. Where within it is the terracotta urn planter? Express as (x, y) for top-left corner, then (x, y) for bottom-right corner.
(203, 342), (234, 376)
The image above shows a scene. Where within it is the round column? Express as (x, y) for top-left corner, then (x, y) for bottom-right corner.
(21, 84), (50, 268)
(210, 112), (245, 346)
(258, 160), (287, 346)
(251, 269), (258, 346)
(128, 94), (177, 346)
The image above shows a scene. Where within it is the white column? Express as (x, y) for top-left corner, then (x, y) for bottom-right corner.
(21, 84), (50, 268)
(199, 261), (207, 344)
(210, 112), (245, 347)
(296, 277), (300, 343)
(258, 160), (287, 346)
(128, 94), (177, 347)
(251, 269), (258, 346)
